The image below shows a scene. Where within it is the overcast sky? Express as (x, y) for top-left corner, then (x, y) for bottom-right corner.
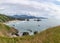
(0, 0), (60, 18)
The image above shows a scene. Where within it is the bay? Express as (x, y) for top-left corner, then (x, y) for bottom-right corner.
(5, 18), (60, 36)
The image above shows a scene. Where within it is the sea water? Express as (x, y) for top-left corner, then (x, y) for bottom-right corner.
(5, 18), (60, 36)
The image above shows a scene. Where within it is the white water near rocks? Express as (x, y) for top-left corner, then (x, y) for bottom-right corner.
(5, 18), (60, 36)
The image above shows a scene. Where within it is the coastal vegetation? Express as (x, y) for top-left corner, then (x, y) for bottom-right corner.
(0, 25), (60, 43)
(0, 14), (15, 22)
(0, 23), (18, 37)
(0, 14), (60, 43)
(0, 14), (18, 37)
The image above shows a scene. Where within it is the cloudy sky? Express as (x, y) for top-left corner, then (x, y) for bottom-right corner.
(0, 0), (60, 18)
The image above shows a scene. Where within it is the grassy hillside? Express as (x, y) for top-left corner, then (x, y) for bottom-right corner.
(0, 14), (15, 22)
(0, 26), (60, 43)
(0, 14), (18, 37)
(0, 23), (18, 37)
(0, 14), (60, 43)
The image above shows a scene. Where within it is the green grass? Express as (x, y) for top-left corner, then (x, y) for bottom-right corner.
(0, 14), (18, 37)
(0, 26), (60, 43)
(0, 14), (15, 22)
(0, 23), (18, 37)
(0, 14), (60, 43)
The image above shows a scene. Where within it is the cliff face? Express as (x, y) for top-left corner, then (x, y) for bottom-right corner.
(0, 23), (19, 37)
(0, 26), (60, 43)
(1, 14), (60, 43)
(0, 14), (18, 37)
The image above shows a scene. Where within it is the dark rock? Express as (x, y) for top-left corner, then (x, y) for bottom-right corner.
(34, 31), (38, 35)
(22, 32), (29, 36)
(12, 33), (19, 36)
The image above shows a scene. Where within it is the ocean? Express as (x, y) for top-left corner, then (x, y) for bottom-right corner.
(5, 18), (60, 36)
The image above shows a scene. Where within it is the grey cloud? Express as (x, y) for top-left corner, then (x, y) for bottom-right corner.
(0, 0), (60, 18)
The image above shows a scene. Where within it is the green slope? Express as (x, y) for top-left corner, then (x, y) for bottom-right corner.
(0, 23), (18, 37)
(0, 14), (18, 37)
(0, 26), (60, 43)
(0, 14), (15, 22)
(0, 14), (60, 43)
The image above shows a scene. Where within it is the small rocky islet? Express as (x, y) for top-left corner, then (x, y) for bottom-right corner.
(0, 14), (60, 43)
